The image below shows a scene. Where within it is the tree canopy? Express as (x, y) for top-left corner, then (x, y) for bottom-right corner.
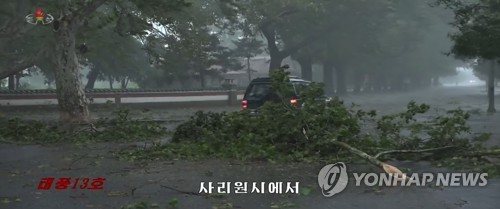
(0, 0), (477, 122)
(435, 0), (500, 112)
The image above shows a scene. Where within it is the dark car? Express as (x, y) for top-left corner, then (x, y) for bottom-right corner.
(241, 76), (312, 111)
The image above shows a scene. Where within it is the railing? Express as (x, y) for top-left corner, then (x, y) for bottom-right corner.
(0, 87), (247, 94)
(0, 89), (246, 106)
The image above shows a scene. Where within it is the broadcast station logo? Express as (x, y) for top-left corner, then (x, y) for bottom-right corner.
(317, 162), (349, 197)
(318, 162), (488, 198)
(25, 8), (54, 25)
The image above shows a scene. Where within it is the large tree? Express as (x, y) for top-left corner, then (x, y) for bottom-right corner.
(0, 1), (75, 92)
(232, 35), (264, 81)
(0, 0), (50, 80)
(285, 0), (450, 94)
(1, 0), (191, 124)
(317, 0), (394, 94)
(436, 0), (500, 113)
(473, 60), (500, 83)
(142, 0), (241, 89)
(84, 27), (153, 89)
(233, 0), (344, 72)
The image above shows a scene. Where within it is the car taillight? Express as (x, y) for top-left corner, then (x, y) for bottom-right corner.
(242, 99), (247, 109)
(290, 99), (298, 104)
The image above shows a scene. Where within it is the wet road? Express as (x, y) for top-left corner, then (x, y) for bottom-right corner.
(0, 143), (499, 209)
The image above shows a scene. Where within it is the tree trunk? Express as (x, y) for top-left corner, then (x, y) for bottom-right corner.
(121, 77), (128, 89)
(487, 60), (496, 113)
(261, 23), (283, 73)
(260, 16), (338, 74)
(352, 72), (364, 93)
(335, 66), (347, 95)
(15, 73), (21, 89)
(323, 60), (334, 95)
(269, 54), (284, 72)
(106, 75), (113, 89)
(297, 55), (313, 81)
(200, 70), (206, 88)
(247, 57), (252, 82)
(8, 75), (15, 90)
(85, 68), (99, 89)
(260, 21), (313, 74)
(53, 18), (89, 124)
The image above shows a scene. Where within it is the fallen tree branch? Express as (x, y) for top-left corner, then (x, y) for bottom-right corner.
(301, 125), (409, 179)
(330, 140), (384, 167)
(464, 149), (500, 157)
(330, 140), (407, 179)
(89, 123), (100, 133)
(374, 146), (457, 159)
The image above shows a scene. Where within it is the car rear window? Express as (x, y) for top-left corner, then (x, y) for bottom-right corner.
(245, 80), (311, 99)
(246, 83), (272, 98)
(292, 81), (311, 96)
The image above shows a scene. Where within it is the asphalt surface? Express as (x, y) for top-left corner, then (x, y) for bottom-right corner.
(1, 141), (499, 209)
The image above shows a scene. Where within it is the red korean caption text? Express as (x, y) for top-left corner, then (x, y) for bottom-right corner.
(37, 177), (106, 190)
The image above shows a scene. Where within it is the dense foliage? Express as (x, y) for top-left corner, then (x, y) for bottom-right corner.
(0, 109), (167, 144)
(435, 0), (500, 113)
(2, 0), (462, 91)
